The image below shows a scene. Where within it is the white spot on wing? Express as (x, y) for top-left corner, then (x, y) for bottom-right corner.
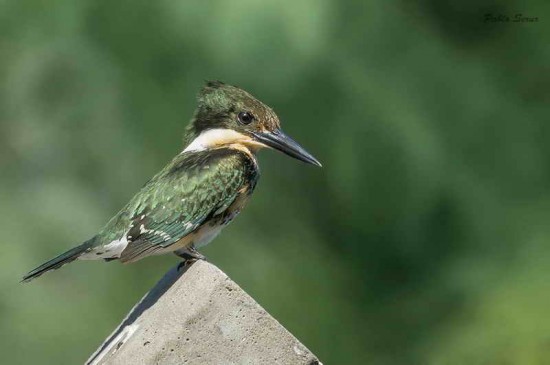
(79, 236), (129, 260)
(214, 205), (228, 216)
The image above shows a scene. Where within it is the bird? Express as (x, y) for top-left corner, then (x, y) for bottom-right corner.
(22, 81), (321, 282)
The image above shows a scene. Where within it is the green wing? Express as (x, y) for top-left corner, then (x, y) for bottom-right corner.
(104, 148), (257, 263)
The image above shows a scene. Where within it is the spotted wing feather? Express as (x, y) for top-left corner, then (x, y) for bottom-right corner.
(115, 149), (256, 263)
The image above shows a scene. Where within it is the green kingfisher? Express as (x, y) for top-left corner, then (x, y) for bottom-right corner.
(22, 81), (321, 282)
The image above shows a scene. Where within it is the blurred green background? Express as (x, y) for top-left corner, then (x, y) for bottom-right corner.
(1, 0), (549, 364)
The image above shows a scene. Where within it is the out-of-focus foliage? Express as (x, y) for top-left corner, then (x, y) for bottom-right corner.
(1, 1), (549, 364)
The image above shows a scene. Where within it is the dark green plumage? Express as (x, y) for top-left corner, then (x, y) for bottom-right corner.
(183, 81), (280, 145)
(21, 239), (96, 282)
(22, 147), (258, 281)
(108, 148), (258, 262)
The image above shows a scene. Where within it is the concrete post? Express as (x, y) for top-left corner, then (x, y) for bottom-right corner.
(87, 260), (321, 365)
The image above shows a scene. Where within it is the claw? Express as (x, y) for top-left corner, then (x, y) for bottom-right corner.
(177, 260), (194, 271)
(175, 245), (206, 262)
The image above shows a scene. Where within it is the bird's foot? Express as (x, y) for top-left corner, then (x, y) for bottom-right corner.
(176, 246), (206, 271)
(176, 246), (206, 261)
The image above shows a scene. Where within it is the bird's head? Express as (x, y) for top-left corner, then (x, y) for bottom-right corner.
(183, 81), (321, 167)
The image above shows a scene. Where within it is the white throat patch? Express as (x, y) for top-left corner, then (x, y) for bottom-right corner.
(183, 128), (261, 153)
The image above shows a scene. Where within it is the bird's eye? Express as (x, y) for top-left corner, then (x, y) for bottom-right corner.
(237, 111), (254, 125)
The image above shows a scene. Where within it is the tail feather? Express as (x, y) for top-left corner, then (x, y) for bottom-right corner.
(21, 239), (94, 282)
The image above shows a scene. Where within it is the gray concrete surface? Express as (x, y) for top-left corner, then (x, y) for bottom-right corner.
(86, 260), (321, 365)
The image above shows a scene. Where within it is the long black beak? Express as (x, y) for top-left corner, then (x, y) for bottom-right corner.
(252, 129), (322, 167)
